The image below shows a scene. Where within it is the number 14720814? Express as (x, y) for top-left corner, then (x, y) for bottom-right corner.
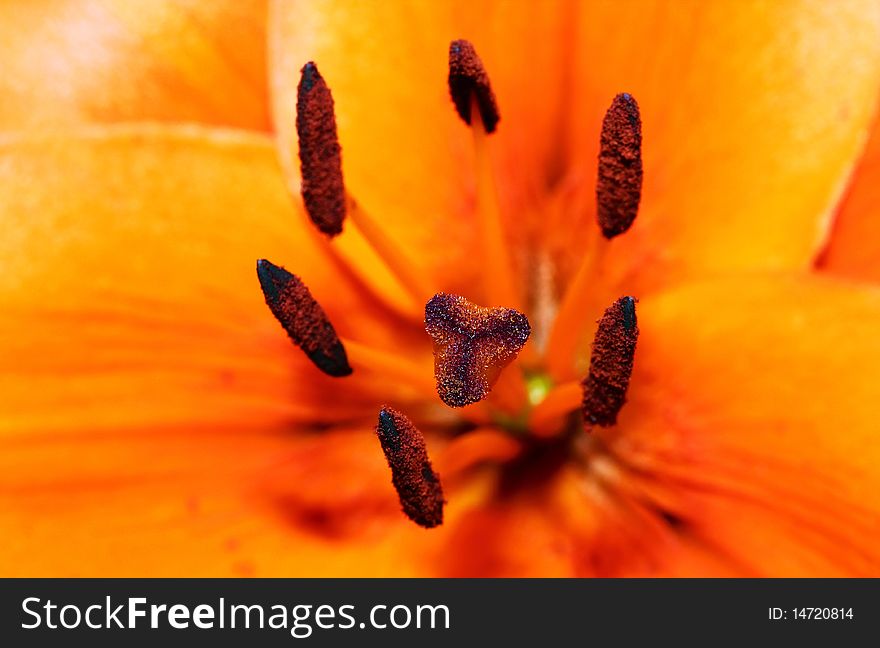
(769, 608), (854, 621)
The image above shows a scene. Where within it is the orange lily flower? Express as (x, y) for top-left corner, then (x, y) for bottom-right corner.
(2, 0), (880, 577)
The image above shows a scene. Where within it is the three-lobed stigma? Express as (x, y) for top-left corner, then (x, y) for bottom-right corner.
(425, 293), (530, 408)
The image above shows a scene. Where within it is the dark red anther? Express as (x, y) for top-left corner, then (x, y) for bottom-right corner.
(448, 39), (500, 133)
(376, 406), (444, 528)
(581, 296), (639, 427)
(596, 93), (642, 239)
(425, 293), (530, 408)
(296, 61), (346, 237)
(256, 259), (352, 377)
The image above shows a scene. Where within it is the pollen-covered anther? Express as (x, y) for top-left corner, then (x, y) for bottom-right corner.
(376, 407), (444, 528)
(296, 61), (346, 237)
(256, 259), (352, 377)
(581, 296), (639, 428)
(596, 93), (642, 239)
(448, 39), (500, 133)
(425, 293), (530, 408)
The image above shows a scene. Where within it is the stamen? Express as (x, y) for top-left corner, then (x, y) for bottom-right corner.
(256, 259), (352, 377)
(346, 201), (435, 305)
(425, 293), (530, 408)
(448, 40), (519, 308)
(596, 93), (642, 239)
(581, 296), (639, 428)
(448, 39), (500, 133)
(544, 93), (642, 380)
(296, 63), (432, 307)
(376, 406), (444, 528)
(342, 339), (437, 397)
(296, 61), (346, 237)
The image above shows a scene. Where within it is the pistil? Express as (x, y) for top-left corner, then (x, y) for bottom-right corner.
(425, 293), (531, 408)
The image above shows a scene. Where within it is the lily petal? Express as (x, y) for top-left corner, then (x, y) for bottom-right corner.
(0, 1), (270, 131)
(818, 111), (880, 282)
(606, 275), (880, 575)
(562, 0), (880, 295)
(429, 457), (748, 576)
(269, 0), (573, 293)
(0, 125), (430, 436)
(0, 424), (439, 576)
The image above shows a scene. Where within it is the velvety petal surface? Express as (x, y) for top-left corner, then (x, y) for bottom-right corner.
(0, 424), (447, 576)
(0, 1), (270, 131)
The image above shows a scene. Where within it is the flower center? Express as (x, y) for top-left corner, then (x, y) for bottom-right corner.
(425, 292), (531, 408)
(256, 40), (644, 528)
(525, 372), (554, 407)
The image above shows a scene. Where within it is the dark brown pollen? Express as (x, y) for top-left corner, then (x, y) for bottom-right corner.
(581, 296), (639, 428)
(376, 406), (444, 528)
(296, 61), (346, 237)
(596, 93), (642, 239)
(448, 39), (500, 133)
(256, 259), (352, 377)
(425, 293), (530, 407)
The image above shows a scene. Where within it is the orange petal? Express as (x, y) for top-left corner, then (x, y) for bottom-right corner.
(436, 497), (577, 577)
(0, 1), (270, 131)
(558, 0), (880, 295)
(0, 126), (432, 436)
(0, 423), (436, 576)
(433, 458), (746, 576)
(268, 0), (573, 294)
(606, 275), (880, 575)
(819, 110), (880, 281)
(0, 419), (512, 576)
